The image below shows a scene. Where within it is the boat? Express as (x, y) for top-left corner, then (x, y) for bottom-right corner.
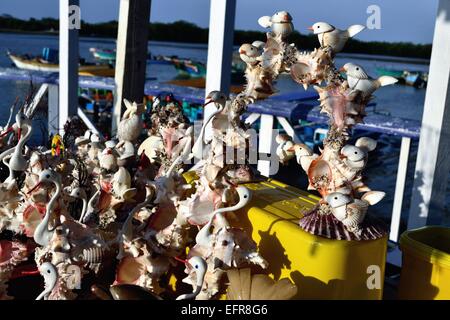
(169, 57), (206, 78)
(403, 70), (427, 88)
(89, 47), (115, 61)
(7, 51), (115, 77)
(375, 67), (405, 78)
(90, 47), (173, 65)
(376, 67), (427, 88)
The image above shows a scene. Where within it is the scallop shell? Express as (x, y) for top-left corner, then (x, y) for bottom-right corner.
(299, 209), (387, 240)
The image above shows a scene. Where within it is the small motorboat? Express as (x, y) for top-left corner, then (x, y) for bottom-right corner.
(89, 47), (116, 61)
(376, 67), (427, 88)
(403, 71), (427, 88)
(90, 47), (173, 65)
(375, 67), (405, 79)
(168, 57), (206, 78)
(7, 50), (115, 77)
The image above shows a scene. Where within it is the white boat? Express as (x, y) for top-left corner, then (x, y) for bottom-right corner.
(8, 52), (59, 72)
(7, 51), (115, 77)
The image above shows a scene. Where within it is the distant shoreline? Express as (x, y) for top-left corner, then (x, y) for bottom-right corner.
(0, 16), (432, 60)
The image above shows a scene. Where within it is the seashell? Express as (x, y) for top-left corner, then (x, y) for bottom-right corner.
(326, 192), (351, 208)
(99, 149), (117, 171)
(105, 140), (117, 149)
(355, 137), (377, 152)
(299, 207), (387, 240)
(341, 145), (366, 162)
(138, 135), (164, 163)
(361, 191), (385, 205)
(290, 62), (312, 89)
(226, 268), (297, 300)
(109, 284), (162, 300)
(117, 114), (141, 143)
(307, 158), (332, 195)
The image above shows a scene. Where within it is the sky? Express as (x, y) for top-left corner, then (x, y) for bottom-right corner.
(0, 0), (439, 44)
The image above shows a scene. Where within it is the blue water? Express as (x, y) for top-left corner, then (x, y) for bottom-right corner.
(0, 32), (448, 230)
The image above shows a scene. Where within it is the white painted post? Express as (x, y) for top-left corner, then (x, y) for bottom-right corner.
(204, 0), (236, 138)
(258, 114), (278, 176)
(408, 0), (450, 229)
(390, 136), (411, 241)
(59, 0), (79, 135)
(113, 0), (151, 135)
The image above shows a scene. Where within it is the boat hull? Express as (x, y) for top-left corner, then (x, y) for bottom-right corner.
(8, 53), (115, 77)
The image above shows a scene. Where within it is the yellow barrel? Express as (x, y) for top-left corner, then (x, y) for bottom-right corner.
(239, 179), (387, 300)
(178, 174), (387, 299)
(398, 226), (450, 299)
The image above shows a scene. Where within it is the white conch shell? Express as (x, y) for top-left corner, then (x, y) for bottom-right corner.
(99, 149), (117, 171)
(138, 135), (164, 163)
(361, 191), (385, 205)
(113, 167), (136, 200)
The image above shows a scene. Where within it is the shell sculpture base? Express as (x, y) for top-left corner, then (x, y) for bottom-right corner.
(300, 208), (387, 241)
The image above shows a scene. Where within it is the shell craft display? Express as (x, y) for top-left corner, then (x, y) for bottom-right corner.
(0, 10), (396, 300)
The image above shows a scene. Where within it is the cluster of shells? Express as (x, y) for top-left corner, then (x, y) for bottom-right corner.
(0, 10), (397, 300)
(237, 11), (397, 241)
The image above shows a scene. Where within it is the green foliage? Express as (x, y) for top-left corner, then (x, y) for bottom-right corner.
(0, 15), (431, 59)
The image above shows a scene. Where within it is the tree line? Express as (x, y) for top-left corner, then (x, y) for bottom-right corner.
(0, 15), (431, 59)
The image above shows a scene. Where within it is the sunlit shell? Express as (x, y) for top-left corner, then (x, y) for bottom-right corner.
(300, 207), (387, 240)
(308, 159), (332, 195)
(138, 135), (164, 163)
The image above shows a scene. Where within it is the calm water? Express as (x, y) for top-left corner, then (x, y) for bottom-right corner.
(0, 33), (447, 229)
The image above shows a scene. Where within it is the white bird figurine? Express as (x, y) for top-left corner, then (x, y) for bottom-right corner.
(239, 43), (262, 66)
(326, 191), (385, 233)
(308, 22), (365, 53)
(341, 63), (398, 97)
(258, 11), (293, 40)
(340, 137), (377, 170)
(195, 186), (251, 248)
(36, 262), (58, 300)
(176, 256), (207, 300)
(28, 169), (61, 246)
(251, 40), (265, 50)
(191, 91), (228, 160)
(98, 147), (118, 172)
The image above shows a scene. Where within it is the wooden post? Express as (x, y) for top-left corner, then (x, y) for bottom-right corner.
(203, 0), (236, 139)
(390, 136), (411, 241)
(58, 0), (79, 135)
(48, 84), (59, 135)
(113, 0), (151, 134)
(408, 0), (450, 229)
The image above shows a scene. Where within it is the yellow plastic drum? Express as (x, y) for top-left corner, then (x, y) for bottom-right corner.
(398, 226), (450, 299)
(239, 179), (387, 300)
